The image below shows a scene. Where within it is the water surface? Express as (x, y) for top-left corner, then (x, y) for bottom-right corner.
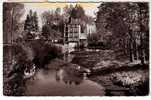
(25, 68), (105, 96)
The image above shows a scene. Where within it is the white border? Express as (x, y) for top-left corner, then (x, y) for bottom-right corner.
(0, 0), (150, 100)
(47, 0), (149, 2)
(3, 0), (150, 2)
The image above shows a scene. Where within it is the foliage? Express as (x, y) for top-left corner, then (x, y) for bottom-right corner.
(41, 9), (64, 40)
(110, 70), (149, 95)
(24, 10), (39, 32)
(111, 71), (145, 87)
(63, 4), (74, 18)
(87, 33), (107, 49)
(30, 40), (63, 68)
(96, 2), (149, 63)
(70, 4), (85, 20)
(41, 24), (52, 39)
(3, 3), (25, 43)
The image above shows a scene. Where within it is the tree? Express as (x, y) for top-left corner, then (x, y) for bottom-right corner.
(75, 4), (85, 20)
(3, 3), (24, 44)
(63, 4), (74, 18)
(125, 3), (149, 63)
(41, 9), (64, 40)
(137, 3), (149, 64)
(24, 10), (39, 32)
(41, 24), (51, 39)
(70, 7), (77, 19)
(68, 4), (86, 20)
(33, 11), (39, 31)
(24, 14), (31, 31)
(96, 2), (149, 64)
(87, 33), (103, 49)
(55, 7), (61, 15)
(96, 3), (128, 49)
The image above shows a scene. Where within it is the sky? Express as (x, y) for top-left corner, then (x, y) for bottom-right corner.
(22, 3), (101, 28)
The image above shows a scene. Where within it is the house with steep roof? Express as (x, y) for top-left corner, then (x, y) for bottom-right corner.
(63, 17), (96, 52)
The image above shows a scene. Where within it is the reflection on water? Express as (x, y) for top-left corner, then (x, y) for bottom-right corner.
(4, 45), (105, 96)
(63, 53), (75, 62)
(25, 68), (105, 96)
(56, 68), (83, 85)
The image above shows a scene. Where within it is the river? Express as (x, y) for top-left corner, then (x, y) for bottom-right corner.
(24, 67), (105, 96)
(3, 45), (104, 96)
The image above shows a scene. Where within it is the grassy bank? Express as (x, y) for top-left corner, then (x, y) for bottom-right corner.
(90, 68), (149, 96)
(71, 50), (149, 96)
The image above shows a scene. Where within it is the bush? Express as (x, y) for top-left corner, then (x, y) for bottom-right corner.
(31, 40), (63, 68)
(88, 41), (106, 49)
(6, 43), (34, 96)
(111, 71), (147, 87)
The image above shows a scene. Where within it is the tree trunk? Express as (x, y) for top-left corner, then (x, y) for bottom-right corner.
(129, 38), (134, 62)
(140, 34), (145, 64)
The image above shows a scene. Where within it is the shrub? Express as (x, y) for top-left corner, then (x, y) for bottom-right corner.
(111, 71), (147, 87)
(31, 40), (63, 68)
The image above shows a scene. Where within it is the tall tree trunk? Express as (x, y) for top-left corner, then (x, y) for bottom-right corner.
(136, 44), (139, 60)
(11, 8), (14, 44)
(129, 37), (134, 62)
(133, 38), (137, 60)
(140, 34), (145, 64)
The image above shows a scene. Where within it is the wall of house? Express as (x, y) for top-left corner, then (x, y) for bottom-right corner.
(64, 24), (81, 43)
(63, 20), (93, 51)
(86, 23), (96, 35)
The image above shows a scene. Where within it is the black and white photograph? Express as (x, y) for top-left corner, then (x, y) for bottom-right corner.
(3, 1), (149, 96)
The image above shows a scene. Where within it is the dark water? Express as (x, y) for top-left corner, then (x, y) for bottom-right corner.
(4, 46), (105, 96)
(4, 45), (149, 96)
(25, 68), (105, 96)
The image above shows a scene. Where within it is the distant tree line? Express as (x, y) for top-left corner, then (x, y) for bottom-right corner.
(41, 8), (64, 40)
(41, 4), (93, 41)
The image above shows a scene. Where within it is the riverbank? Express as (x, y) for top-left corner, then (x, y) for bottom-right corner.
(45, 50), (149, 96)
(3, 44), (149, 96)
(41, 57), (149, 96)
(70, 50), (149, 96)
(89, 68), (149, 96)
(3, 40), (64, 96)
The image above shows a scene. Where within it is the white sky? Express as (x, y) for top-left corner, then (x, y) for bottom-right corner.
(22, 3), (101, 29)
